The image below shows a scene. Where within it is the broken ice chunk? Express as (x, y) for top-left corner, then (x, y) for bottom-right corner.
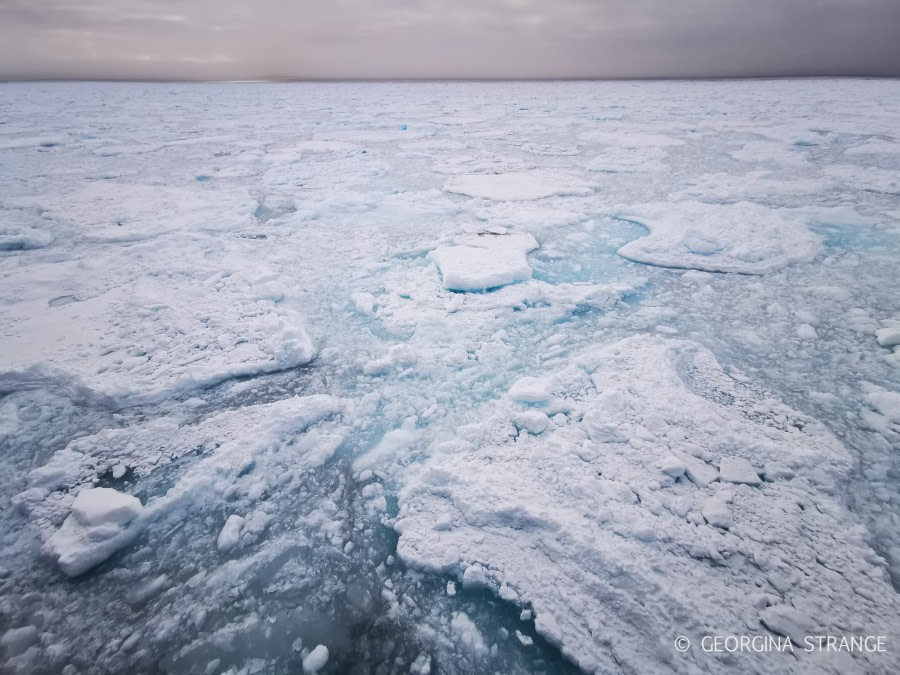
(681, 455), (719, 487)
(702, 493), (733, 529)
(659, 456), (686, 478)
(875, 320), (900, 349)
(45, 487), (143, 577)
(498, 585), (519, 602)
(217, 514), (245, 553)
(508, 376), (553, 404)
(581, 410), (629, 443)
(428, 233), (538, 291)
(450, 612), (488, 657)
(70, 487), (142, 527)
(515, 410), (550, 434)
(719, 457), (761, 485)
(759, 605), (817, 645)
(302, 644), (329, 673)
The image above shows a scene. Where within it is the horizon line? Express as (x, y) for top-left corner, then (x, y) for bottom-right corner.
(2, 74), (899, 85)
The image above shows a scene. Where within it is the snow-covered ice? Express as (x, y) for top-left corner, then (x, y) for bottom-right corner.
(428, 232), (538, 291)
(444, 170), (593, 201)
(1, 80), (899, 675)
(614, 201), (822, 274)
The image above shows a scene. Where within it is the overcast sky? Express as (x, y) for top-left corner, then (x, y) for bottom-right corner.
(1, 0), (898, 80)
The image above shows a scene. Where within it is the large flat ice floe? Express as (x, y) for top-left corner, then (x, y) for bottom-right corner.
(614, 201), (822, 274)
(0, 260), (315, 403)
(394, 335), (900, 673)
(443, 170), (593, 201)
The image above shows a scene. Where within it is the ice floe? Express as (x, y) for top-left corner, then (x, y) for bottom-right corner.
(443, 170), (592, 201)
(614, 201), (821, 274)
(428, 232), (538, 291)
(394, 335), (898, 672)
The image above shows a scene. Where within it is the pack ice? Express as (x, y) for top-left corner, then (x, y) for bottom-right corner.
(1, 80), (899, 675)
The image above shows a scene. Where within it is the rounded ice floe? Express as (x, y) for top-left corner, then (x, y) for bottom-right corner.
(443, 170), (592, 201)
(614, 201), (821, 274)
(428, 232), (538, 292)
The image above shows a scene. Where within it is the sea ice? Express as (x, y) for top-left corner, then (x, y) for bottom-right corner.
(443, 170), (592, 201)
(46, 487), (144, 577)
(395, 335), (895, 672)
(302, 645), (329, 673)
(718, 457), (761, 485)
(428, 232), (538, 291)
(2, 79), (899, 675)
(614, 201), (821, 274)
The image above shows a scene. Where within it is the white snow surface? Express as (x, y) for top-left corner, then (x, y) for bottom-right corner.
(428, 232), (538, 291)
(1, 80), (899, 675)
(394, 336), (897, 673)
(443, 170), (593, 201)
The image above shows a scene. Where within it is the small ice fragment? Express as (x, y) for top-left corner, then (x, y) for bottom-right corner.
(462, 563), (490, 590)
(515, 410), (550, 434)
(515, 630), (533, 646)
(302, 644), (329, 673)
(796, 324), (818, 340)
(434, 513), (453, 531)
(428, 233), (538, 291)
(681, 455), (719, 487)
(875, 320), (900, 348)
(498, 585), (518, 602)
(759, 605), (817, 645)
(450, 612), (488, 656)
(46, 488), (144, 577)
(719, 457), (761, 485)
(71, 487), (142, 527)
(660, 456), (686, 478)
(702, 494), (733, 529)
(0, 625), (39, 657)
(217, 515), (245, 553)
(410, 653), (431, 675)
(508, 377), (552, 403)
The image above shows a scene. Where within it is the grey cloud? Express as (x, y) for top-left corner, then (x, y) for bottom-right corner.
(0, 0), (897, 79)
